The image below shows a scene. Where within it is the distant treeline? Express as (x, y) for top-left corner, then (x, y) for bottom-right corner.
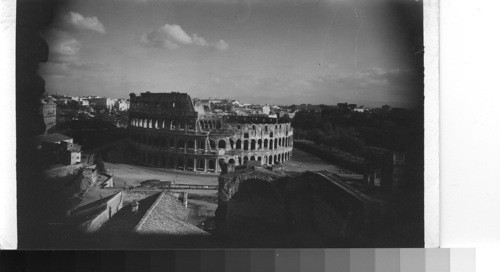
(292, 104), (424, 156)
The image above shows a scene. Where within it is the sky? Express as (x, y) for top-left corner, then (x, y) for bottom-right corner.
(38, 0), (424, 108)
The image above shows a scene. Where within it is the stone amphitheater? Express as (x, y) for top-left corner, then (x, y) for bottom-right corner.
(128, 92), (293, 173)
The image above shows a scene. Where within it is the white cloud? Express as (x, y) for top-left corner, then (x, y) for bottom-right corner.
(52, 38), (82, 57)
(143, 23), (227, 50)
(160, 24), (193, 44)
(65, 12), (106, 34)
(214, 40), (229, 51)
(192, 34), (209, 47)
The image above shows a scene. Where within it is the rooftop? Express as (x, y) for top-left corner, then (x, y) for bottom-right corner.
(33, 133), (72, 145)
(102, 192), (208, 235)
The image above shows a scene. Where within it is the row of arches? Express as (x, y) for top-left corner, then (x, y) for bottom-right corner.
(131, 148), (292, 172)
(234, 123), (292, 133)
(132, 134), (211, 151)
(225, 151), (292, 166)
(132, 133), (293, 152)
(130, 117), (201, 131)
(132, 149), (221, 172)
(228, 137), (293, 151)
(130, 117), (292, 136)
(199, 119), (223, 130)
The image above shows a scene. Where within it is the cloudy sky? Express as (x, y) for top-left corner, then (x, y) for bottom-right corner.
(38, 0), (423, 108)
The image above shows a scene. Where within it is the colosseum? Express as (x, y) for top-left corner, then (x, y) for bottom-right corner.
(128, 92), (293, 173)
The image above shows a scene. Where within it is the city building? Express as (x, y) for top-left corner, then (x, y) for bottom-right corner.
(40, 97), (57, 134)
(33, 133), (82, 165)
(79, 99), (89, 107)
(128, 92), (294, 173)
(114, 99), (130, 111)
(90, 97), (115, 110)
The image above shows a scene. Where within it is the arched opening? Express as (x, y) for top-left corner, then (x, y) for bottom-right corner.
(218, 140), (226, 149)
(228, 158), (235, 165)
(270, 132), (273, 138)
(264, 139), (268, 149)
(274, 138), (278, 149)
(229, 139), (235, 149)
(187, 158), (194, 170)
(178, 140), (185, 150)
(177, 157), (184, 169)
(236, 139), (242, 149)
(258, 139), (262, 149)
(209, 140), (216, 149)
(250, 139), (256, 150)
(198, 139), (205, 150)
(279, 138), (282, 147)
(208, 160), (216, 171)
(258, 156), (262, 161)
(264, 155), (267, 164)
(238, 157), (242, 165)
(243, 156), (249, 164)
(244, 133), (249, 138)
(250, 156), (255, 161)
(243, 140), (249, 150)
(197, 159), (204, 171)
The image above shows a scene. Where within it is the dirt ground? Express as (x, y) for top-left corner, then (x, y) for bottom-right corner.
(104, 162), (219, 188)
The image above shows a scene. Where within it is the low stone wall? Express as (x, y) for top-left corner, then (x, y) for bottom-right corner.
(77, 192), (124, 233)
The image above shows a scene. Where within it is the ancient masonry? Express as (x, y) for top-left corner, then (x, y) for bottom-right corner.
(128, 92), (293, 172)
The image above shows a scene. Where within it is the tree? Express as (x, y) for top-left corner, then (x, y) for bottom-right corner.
(95, 153), (108, 174)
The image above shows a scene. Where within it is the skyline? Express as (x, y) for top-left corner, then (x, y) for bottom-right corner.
(38, 0), (423, 108)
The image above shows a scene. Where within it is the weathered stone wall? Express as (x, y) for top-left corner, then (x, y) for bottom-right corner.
(216, 170), (380, 247)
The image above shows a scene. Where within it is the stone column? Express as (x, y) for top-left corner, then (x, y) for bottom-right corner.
(193, 158), (197, 171)
(204, 159), (207, 172)
(183, 192), (188, 207)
